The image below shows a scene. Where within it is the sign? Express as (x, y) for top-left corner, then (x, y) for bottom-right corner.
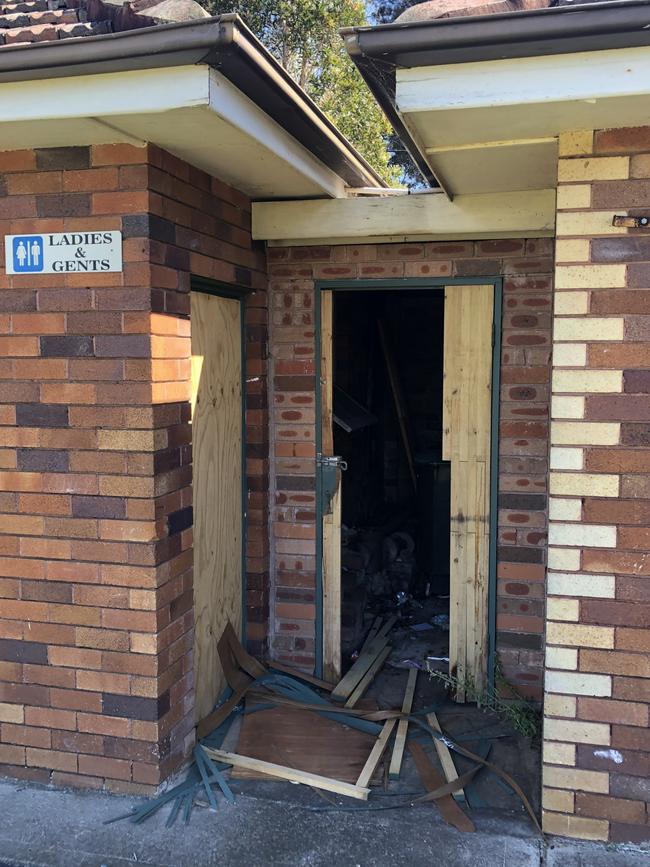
(5, 231), (122, 275)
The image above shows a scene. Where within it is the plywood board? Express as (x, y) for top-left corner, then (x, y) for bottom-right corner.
(443, 284), (493, 699)
(191, 290), (243, 722)
(231, 703), (379, 784)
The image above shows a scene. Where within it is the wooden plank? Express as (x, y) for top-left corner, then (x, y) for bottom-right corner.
(252, 190), (557, 243)
(360, 616), (382, 654)
(204, 748), (370, 801)
(356, 719), (397, 789)
(320, 290), (341, 683)
(388, 668), (418, 780)
(191, 291), (243, 723)
(344, 645), (391, 709)
(322, 477), (342, 683)
(377, 614), (397, 638)
(330, 635), (390, 702)
(444, 284), (493, 700)
(427, 711), (464, 801)
(378, 319), (417, 491)
(409, 742), (475, 833)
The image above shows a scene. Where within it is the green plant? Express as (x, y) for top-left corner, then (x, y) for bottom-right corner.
(427, 660), (542, 742)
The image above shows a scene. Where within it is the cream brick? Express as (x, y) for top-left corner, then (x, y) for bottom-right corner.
(551, 423), (620, 446)
(545, 694), (577, 718)
(552, 370), (622, 395)
(545, 670), (612, 697)
(548, 522), (616, 548)
(547, 572), (615, 598)
(0, 702), (24, 723)
(555, 239), (591, 262)
(558, 131), (594, 158)
(556, 210), (627, 236)
(556, 187), (591, 212)
(543, 742), (577, 767)
(544, 718), (610, 745)
(547, 622), (615, 649)
(548, 547), (581, 571)
(550, 448), (584, 470)
(553, 315), (624, 339)
(547, 646), (578, 670)
(558, 156), (629, 182)
(547, 597), (580, 622)
(543, 765), (609, 794)
(554, 291), (589, 315)
(551, 396), (586, 419)
(553, 343), (587, 367)
(543, 787), (575, 812)
(549, 498), (582, 521)
(542, 811), (609, 842)
(550, 471), (619, 498)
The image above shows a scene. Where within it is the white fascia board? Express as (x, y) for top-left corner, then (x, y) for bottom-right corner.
(0, 66), (210, 123)
(252, 188), (556, 242)
(396, 45), (650, 114)
(207, 71), (345, 199)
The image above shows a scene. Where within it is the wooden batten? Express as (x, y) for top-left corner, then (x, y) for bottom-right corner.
(443, 284), (493, 699)
(321, 290), (342, 682)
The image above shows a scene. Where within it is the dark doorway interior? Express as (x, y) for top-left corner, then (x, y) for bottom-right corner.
(332, 289), (450, 661)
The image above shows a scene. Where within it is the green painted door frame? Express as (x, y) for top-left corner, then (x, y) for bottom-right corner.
(313, 277), (503, 690)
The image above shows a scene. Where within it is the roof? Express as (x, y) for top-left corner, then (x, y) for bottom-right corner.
(343, 0), (650, 187)
(395, 0), (549, 22)
(0, 13), (385, 192)
(0, 0), (207, 48)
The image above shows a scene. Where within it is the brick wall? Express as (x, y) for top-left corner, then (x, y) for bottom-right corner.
(268, 240), (553, 699)
(542, 127), (650, 844)
(0, 144), (268, 792)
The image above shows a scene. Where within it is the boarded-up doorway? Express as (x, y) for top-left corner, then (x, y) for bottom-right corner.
(191, 287), (244, 722)
(318, 281), (496, 698)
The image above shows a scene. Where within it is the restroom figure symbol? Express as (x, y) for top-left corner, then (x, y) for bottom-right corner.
(12, 236), (44, 272)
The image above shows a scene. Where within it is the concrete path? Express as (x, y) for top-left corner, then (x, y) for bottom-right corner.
(0, 778), (647, 867)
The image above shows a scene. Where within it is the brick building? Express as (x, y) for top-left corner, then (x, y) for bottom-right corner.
(0, 0), (649, 847)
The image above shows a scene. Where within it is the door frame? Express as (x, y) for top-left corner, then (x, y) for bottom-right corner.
(190, 276), (249, 655)
(313, 277), (503, 689)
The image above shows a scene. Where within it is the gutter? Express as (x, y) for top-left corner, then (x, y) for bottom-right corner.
(342, 0), (650, 186)
(0, 15), (385, 190)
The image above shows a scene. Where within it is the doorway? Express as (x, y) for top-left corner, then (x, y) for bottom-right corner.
(317, 280), (499, 699)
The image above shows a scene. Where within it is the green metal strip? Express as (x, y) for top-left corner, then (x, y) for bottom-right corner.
(190, 276), (248, 649)
(487, 278), (503, 692)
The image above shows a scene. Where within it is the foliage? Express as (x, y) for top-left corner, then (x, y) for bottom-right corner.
(427, 659), (542, 741)
(369, 0), (418, 24)
(205, 0), (402, 184)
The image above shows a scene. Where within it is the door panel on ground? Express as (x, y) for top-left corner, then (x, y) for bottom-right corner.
(191, 290), (243, 722)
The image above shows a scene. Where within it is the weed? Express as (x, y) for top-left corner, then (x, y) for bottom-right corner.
(427, 658), (542, 742)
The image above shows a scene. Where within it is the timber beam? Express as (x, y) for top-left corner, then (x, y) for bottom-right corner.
(252, 188), (555, 245)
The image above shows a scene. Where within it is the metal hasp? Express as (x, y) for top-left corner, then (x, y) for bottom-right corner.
(317, 453), (347, 514)
(613, 215), (650, 228)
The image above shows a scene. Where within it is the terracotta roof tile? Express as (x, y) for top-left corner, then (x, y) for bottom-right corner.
(0, 0), (208, 49)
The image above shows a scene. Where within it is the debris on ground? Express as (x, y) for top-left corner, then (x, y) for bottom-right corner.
(109, 620), (542, 836)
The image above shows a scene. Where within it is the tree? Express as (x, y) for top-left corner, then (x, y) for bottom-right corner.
(205, 0), (402, 185)
(369, 0), (417, 23)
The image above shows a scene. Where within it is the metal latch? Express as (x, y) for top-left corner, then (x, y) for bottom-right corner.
(316, 453), (348, 471)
